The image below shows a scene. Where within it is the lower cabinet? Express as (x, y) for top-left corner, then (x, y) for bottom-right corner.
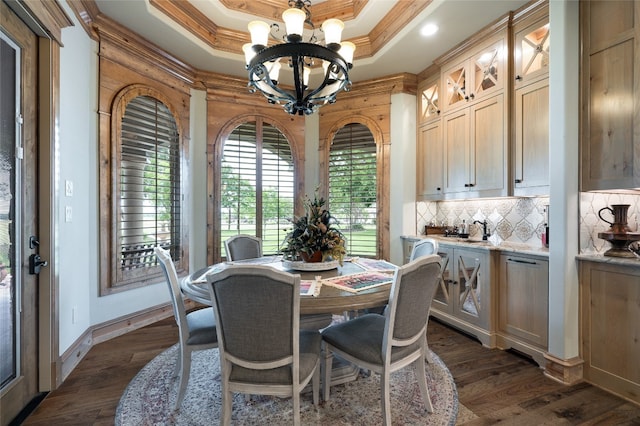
(580, 259), (640, 405)
(432, 245), (495, 347)
(496, 253), (548, 367)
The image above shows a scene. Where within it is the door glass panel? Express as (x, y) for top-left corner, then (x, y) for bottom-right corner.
(473, 47), (499, 95)
(420, 82), (439, 121)
(0, 35), (18, 389)
(445, 65), (466, 107)
(457, 253), (480, 317)
(433, 250), (450, 305)
(521, 24), (550, 77)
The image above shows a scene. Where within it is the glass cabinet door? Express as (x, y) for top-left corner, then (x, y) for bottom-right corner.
(471, 39), (503, 99)
(443, 37), (505, 110)
(433, 248), (452, 311)
(515, 21), (549, 84)
(444, 62), (467, 109)
(456, 251), (482, 319)
(419, 80), (440, 123)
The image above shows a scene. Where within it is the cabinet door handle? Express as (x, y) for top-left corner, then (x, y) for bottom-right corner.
(515, 179), (522, 183)
(436, 187), (441, 191)
(507, 258), (537, 265)
(515, 75), (522, 81)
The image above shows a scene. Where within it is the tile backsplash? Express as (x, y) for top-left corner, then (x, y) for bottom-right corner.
(580, 191), (640, 254)
(416, 192), (640, 253)
(416, 197), (549, 246)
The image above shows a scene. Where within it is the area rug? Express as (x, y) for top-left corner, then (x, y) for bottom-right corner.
(116, 344), (458, 425)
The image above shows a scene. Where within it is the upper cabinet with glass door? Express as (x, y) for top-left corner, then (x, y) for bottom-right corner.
(514, 18), (549, 87)
(418, 75), (441, 124)
(442, 34), (506, 112)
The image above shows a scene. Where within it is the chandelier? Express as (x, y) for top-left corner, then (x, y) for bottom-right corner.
(242, 0), (356, 116)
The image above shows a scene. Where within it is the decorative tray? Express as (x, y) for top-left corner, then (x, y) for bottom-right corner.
(281, 259), (340, 271)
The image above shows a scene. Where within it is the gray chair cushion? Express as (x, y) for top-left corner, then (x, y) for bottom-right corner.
(321, 313), (420, 365)
(186, 307), (218, 345)
(230, 330), (321, 384)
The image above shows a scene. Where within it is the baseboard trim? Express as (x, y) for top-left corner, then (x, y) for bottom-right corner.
(59, 328), (93, 382)
(543, 353), (583, 385)
(58, 300), (198, 384)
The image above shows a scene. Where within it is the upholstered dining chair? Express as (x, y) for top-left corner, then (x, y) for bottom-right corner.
(224, 234), (262, 261)
(321, 254), (441, 426)
(206, 264), (321, 426)
(409, 237), (440, 362)
(409, 237), (439, 262)
(154, 246), (218, 410)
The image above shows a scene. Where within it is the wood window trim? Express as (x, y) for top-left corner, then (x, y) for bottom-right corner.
(208, 114), (305, 265)
(99, 84), (188, 296)
(329, 123), (378, 257)
(319, 115), (388, 260)
(220, 121), (295, 256)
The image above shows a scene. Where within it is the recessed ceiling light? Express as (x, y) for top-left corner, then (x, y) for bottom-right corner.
(420, 23), (439, 37)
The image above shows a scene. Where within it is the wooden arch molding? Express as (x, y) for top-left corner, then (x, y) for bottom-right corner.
(207, 113), (305, 264)
(319, 114), (389, 260)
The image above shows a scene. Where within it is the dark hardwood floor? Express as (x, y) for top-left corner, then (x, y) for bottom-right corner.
(21, 316), (640, 425)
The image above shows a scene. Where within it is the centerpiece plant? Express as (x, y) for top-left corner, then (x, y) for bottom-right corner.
(281, 192), (346, 265)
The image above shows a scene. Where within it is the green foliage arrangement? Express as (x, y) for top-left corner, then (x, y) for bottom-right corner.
(281, 192), (346, 265)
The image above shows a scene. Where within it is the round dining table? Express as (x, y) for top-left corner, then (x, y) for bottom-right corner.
(181, 256), (394, 315)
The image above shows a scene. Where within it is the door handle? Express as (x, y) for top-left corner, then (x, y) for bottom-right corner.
(29, 254), (48, 275)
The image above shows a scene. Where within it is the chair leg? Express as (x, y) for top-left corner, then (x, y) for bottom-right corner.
(174, 347), (191, 410)
(322, 343), (333, 401)
(174, 347), (182, 377)
(416, 355), (434, 413)
(424, 335), (435, 364)
(293, 389), (301, 426)
(380, 371), (392, 426)
(221, 389), (232, 426)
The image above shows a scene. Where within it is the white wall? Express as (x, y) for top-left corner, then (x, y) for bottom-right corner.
(389, 93), (417, 265)
(58, 2), (169, 354)
(304, 112), (320, 192)
(547, 0), (580, 361)
(189, 89), (208, 272)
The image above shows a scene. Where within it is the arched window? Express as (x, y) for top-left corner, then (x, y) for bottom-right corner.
(221, 120), (294, 256)
(329, 123), (377, 257)
(101, 93), (184, 294)
(119, 95), (181, 274)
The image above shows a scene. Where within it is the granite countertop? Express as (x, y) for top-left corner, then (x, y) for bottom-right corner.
(403, 235), (640, 266)
(576, 253), (640, 267)
(402, 234), (549, 257)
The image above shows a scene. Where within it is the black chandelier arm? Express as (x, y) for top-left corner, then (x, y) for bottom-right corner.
(247, 42), (352, 115)
(248, 42), (349, 69)
(247, 63), (296, 104)
(303, 62), (350, 103)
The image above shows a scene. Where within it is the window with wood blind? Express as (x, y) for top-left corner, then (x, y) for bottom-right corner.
(221, 120), (294, 256)
(329, 123), (378, 257)
(116, 95), (182, 287)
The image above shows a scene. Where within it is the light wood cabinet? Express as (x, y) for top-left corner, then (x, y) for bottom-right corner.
(497, 253), (548, 367)
(442, 37), (506, 112)
(432, 244), (495, 347)
(514, 75), (549, 195)
(443, 94), (507, 198)
(581, 1), (640, 190)
(417, 120), (443, 199)
(579, 259), (640, 405)
(514, 15), (549, 88)
(512, 5), (549, 196)
(418, 76), (441, 124)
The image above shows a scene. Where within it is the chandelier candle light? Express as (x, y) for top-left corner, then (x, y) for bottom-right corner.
(242, 0), (356, 115)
